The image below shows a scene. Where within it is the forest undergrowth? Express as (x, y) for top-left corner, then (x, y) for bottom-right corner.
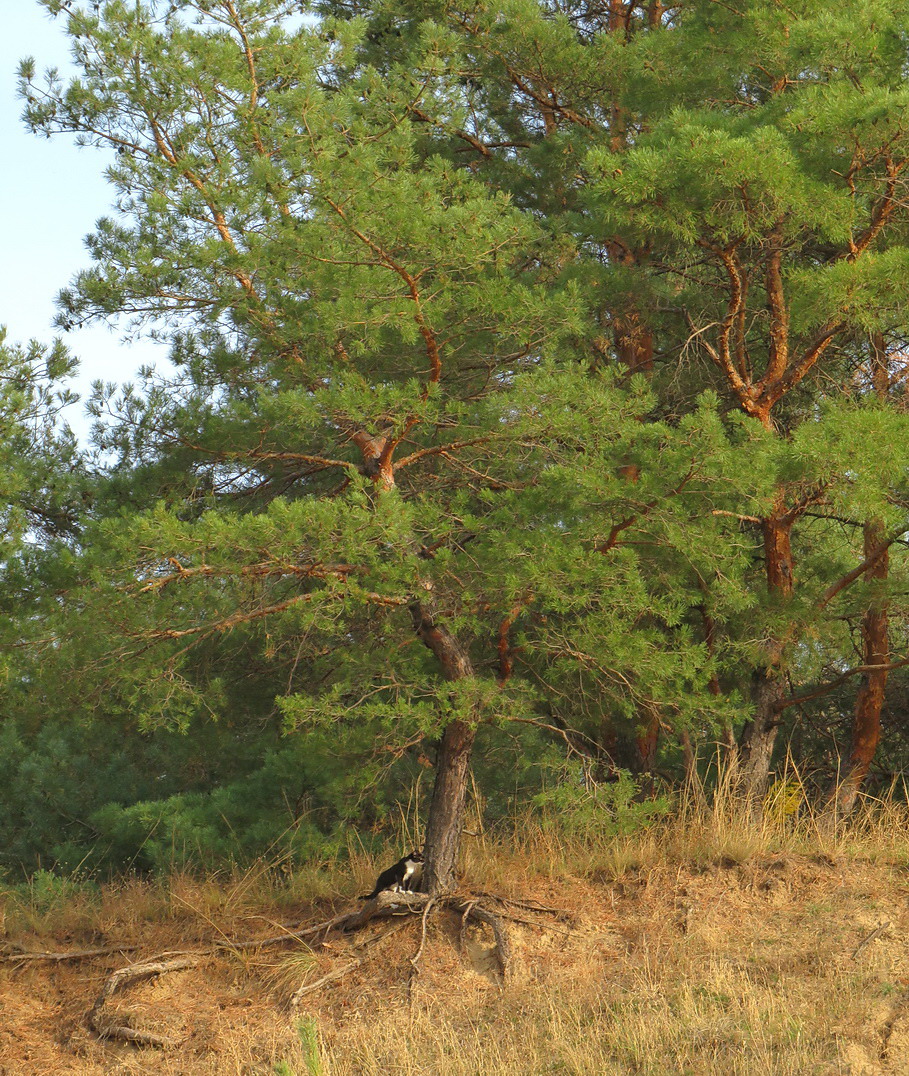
(3, 780), (909, 1075)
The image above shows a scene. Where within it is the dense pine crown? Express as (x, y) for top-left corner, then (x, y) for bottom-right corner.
(3, 0), (909, 872)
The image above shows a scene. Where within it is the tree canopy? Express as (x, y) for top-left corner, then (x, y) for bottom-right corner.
(5, 0), (909, 879)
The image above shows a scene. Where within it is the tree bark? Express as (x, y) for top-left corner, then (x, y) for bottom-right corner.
(828, 337), (891, 816)
(738, 504), (794, 802)
(738, 669), (785, 802)
(409, 600), (476, 895)
(634, 703), (660, 775)
(421, 718), (477, 895)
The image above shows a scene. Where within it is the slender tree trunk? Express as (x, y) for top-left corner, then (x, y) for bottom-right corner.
(739, 669), (786, 801)
(354, 430), (478, 896)
(828, 337), (891, 816)
(738, 503), (794, 802)
(701, 606), (737, 764)
(829, 529), (890, 816)
(409, 600), (476, 895)
(679, 728), (697, 780)
(634, 704), (660, 774)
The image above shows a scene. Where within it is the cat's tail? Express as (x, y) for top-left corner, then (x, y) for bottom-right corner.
(359, 890), (379, 901)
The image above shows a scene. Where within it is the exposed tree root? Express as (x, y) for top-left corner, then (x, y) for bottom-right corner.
(79, 887), (539, 1046)
(348, 891), (514, 983)
(338, 888), (432, 930)
(216, 908), (355, 952)
(453, 899), (512, 982)
(482, 905), (573, 935)
(290, 919), (412, 1007)
(87, 954), (205, 1048)
(410, 897), (437, 976)
(407, 897), (437, 1003)
(474, 890), (576, 922)
(458, 899), (479, 955)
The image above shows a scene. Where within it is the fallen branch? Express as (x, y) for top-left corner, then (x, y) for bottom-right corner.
(290, 919), (411, 1007)
(4, 944), (138, 964)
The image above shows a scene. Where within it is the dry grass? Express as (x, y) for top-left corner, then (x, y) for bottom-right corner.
(4, 785), (909, 1074)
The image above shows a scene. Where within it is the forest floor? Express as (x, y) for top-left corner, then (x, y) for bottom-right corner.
(3, 809), (909, 1075)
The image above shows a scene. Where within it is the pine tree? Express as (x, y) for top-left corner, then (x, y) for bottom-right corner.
(21, 0), (772, 882)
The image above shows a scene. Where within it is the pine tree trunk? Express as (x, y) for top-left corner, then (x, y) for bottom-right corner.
(633, 703), (661, 780)
(829, 521), (889, 816)
(356, 437), (478, 896)
(409, 600), (476, 895)
(828, 340), (891, 817)
(738, 504), (794, 802)
(421, 718), (477, 894)
(739, 669), (785, 802)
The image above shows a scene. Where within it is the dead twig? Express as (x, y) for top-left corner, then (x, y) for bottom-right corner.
(852, 921), (891, 959)
(289, 959), (363, 1008)
(4, 944), (138, 964)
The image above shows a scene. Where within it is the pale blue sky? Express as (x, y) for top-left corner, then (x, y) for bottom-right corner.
(1, 2), (167, 435)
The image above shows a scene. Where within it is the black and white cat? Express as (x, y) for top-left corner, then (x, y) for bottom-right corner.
(360, 850), (424, 900)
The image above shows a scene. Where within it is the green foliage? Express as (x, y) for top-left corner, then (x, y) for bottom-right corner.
(294, 1017), (325, 1076)
(5, 0), (909, 879)
(13, 869), (99, 915)
(0, 329), (82, 549)
(86, 734), (355, 873)
(533, 763), (669, 842)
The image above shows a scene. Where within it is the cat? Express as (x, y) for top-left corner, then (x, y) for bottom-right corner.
(359, 850), (424, 900)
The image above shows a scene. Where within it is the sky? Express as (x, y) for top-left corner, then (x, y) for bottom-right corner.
(0, 1), (167, 437)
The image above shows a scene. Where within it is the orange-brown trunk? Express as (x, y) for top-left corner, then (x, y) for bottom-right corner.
(739, 500), (794, 800)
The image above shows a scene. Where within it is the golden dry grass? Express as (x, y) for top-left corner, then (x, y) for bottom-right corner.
(3, 787), (909, 1074)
